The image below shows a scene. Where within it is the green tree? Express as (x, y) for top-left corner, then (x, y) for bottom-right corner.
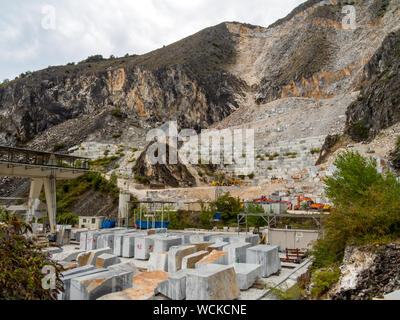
(312, 151), (400, 268)
(199, 201), (214, 229)
(210, 192), (243, 224)
(0, 208), (64, 300)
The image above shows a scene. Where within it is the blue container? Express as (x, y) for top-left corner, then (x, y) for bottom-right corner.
(102, 220), (116, 229)
(135, 220), (169, 229)
(136, 220), (153, 229)
(213, 212), (222, 221)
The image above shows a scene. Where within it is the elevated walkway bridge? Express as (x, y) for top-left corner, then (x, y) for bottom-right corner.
(0, 145), (90, 234)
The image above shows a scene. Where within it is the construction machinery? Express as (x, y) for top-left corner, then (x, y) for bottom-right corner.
(295, 196), (331, 212)
(211, 179), (243, 187)
(150, 184), (166, 190)
(253, 195), (293, 210)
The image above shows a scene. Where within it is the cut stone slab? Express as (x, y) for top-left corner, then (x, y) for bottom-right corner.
(97, 233), (115, 249)
(59, 262), (78, 271)
(207, 242), (229, 253)
(113, 234), (124, 257)
(178, 234), (192, 244)
(195, 250), (228, 268)
(153, 236), (182, 253)
(86, 232), (101, 251)
(42, 247), (63, 255)
(209, 235), (230, 243)
(186, 264), (240, 300)
(168, 245), (197, 273)
(147, 228), (167, 235)
(98, 270), (169, 300)
(79, 232), (87, 251)
(59, 266), (104, 300)
(233, 263), (262, 290)
(95, 253), (120, 268)
(108, 261), (138, 276)
(135, 236), (155, 260)
(133, 270), (170, 290)
(246, 245), (281, 278)
(229, 235), (259, 246)
(191, 242), (212, 252)
(157, 269), (189, 300)
(52, 250), (84, 262)
(148, 252), (169, 272)
(71, 228), (88, 241)
(97, 287), (154, 300)
(77, 247), (112, 267)
(70, 269), (134, 300)
(122, 235), (138, 258)
(189, 234), (211, 243)
(182, 251), (209, 269)
(223, 242), (252, 264)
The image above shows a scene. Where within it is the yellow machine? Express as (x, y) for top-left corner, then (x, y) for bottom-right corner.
(211, 179), (243, 187)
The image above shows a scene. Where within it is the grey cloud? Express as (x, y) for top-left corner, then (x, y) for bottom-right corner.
(0, 0), (304, 81)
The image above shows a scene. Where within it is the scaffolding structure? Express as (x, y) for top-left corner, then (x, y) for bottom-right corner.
(237, 204), (326, 243)
(129, 200), (176, 230)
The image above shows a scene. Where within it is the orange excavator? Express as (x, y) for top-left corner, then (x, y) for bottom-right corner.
(295, 196), (331, 212)
(253, 196), (293, 210)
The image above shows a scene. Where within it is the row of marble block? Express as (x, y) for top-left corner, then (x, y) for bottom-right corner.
(155, 244), (281, 300)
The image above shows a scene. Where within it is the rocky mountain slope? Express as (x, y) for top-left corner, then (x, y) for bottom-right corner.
(346, 28), (400, 141)
(1, 0), (400, 192)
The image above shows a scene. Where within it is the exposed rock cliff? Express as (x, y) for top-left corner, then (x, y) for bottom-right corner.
(0, 23), (246, 146)
(346, 28), (400, 141)
(329, 244), (400, 300)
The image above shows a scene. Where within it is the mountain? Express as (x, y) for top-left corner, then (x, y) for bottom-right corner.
(1, 0), (400, 194)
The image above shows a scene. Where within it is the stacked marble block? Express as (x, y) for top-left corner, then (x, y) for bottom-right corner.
(60, 261), (137, 300)
(156, 242), (281, 300)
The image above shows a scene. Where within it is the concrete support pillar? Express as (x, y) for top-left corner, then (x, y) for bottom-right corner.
(27, 179), (44, 223)
(43, 174), (57, 234)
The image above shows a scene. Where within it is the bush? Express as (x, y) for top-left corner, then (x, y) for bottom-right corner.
(53, 143), (65, 152)
(111, 108), (122, 118)
(312, 151), (400, 268)
(0, 209), (64, 299)
(53, 172), (120, 221)
(350, 120), (370, 140)
(81, 54), (104, 63)
(199, 202), (214, 229)
(310, 268), (341, 298)
(135, 174), (150, 185)
(268, 283), (305, 300)
(209, 192), (243, 224)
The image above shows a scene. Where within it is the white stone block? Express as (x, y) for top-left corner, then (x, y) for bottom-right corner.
(246, 245), (281, 278)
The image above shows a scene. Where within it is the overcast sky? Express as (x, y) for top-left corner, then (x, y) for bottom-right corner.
(0, 0), (305, 81)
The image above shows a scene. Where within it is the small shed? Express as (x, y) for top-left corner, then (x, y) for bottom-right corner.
(78, 216), (105, 230)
